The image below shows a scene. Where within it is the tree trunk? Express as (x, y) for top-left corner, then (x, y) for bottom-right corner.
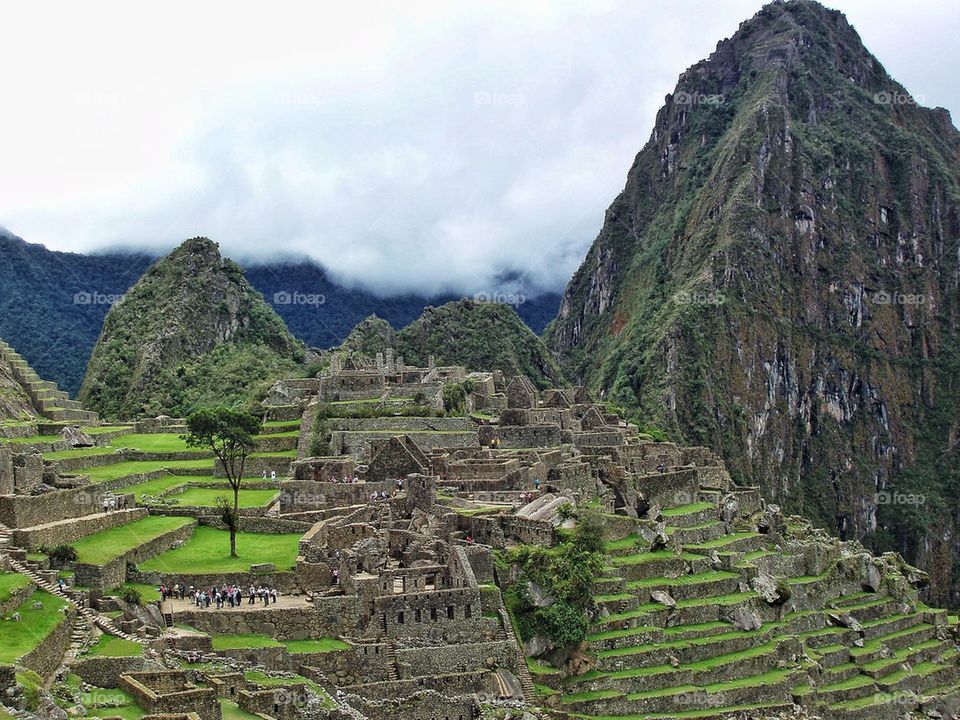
(230, 484), (240, 558)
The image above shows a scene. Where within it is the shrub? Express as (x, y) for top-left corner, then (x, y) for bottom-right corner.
(46, 545), (78, 567)
(121, 587), (143, 606)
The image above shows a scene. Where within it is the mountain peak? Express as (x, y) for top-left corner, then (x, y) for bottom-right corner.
(79, 238), (304, 419)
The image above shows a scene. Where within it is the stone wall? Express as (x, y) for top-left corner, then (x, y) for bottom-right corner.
(0, 578), (35, 617)
(12, 507), (148, 550)
(73, 520), (196, 590)
(21, 607), (75, 680)
(173, 596), (361, 640)
(332, 430), (478, 455)
(350, 689), (478, 720)
(478, 425), (561, 449)
(120, 671), (221, 719)
(0, 446), (13, 495)
(73, 655), (147, 688)
(396, 640), (514, 678)
(0, 485), (117, 529)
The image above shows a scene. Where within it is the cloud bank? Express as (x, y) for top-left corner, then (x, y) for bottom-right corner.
(1, 0), (958, 296)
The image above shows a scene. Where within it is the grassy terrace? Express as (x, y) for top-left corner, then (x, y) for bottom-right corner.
(82, 634), (143, 657)
(162, 487), (279, 508)
(211, 634), (349, 653)
(0, 571), (31, 602)
(43, 446), (117, 461)
(0, 590), (70, 663)
(70, 516), (194, 565)
(109, 433), (197, 452)
(140, 526), (301, 574)
(79, 459), (215, 482)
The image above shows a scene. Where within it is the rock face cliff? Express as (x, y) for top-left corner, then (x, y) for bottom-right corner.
(548, 0), (960, 602)
(80, 238), (305, 419)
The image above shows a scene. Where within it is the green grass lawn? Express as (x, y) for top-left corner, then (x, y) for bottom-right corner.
(0, 571), (31, 602)
(80, 459), (214, 482)
(211, 634), (349, 653)
(213, 633), (283, 650)
(221, 700), (261, 720)
(82, 634), (143, 657)
(262, 420), (301, 430)
(43, 446), (117, 461)
(80, 686), (144, 719)
(0, 590), (70, 663)
(109, 583), (162, 603)
(80, 425), (136, 435)
(70, 516), (195, 565)
(167, 487), (279, 508)
(286, 637), (350, 654)
(109, 433), (200, 453)
(140, 526), (300, 574)
(114, 474), (193, 499)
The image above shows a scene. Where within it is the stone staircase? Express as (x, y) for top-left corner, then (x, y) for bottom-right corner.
(497, 608), (536, 701)
(0, 339), (98, 424)
(384, 641), (400, 681)
(3, 554), (144, 644)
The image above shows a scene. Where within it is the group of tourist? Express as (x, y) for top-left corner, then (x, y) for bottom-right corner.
(329, 476), (360, 484)
(158, 582), (280, 608)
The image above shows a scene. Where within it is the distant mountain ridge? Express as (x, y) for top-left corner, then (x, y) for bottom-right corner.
(0, 233), (560, 395)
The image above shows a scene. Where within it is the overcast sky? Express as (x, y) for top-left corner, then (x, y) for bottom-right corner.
(1, 0), (958, 296)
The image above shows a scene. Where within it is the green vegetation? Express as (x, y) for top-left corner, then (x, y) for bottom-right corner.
(0, 590), (70, 663)
(80, 459), (214, 483)
(184, 408), (262, 557)
(165, 487), (279, 508)
(140, 526), (300, 574)
(78, 237), (305, 419)
(69, 516), (194, 565)
(108, 433), (195, 452)
(504, 510), (605, 649)
(0, 571), (31, 602)
(82, 635), (143, 657)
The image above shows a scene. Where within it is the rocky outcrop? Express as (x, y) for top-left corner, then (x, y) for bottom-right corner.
(549, 0), (960, 603)
(79, 238), (305, 419)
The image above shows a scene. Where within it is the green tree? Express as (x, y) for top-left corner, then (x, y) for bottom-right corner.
(183, 408), (262, 557)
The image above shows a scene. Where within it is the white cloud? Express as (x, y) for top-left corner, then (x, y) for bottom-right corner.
(1, 0), (957, 295)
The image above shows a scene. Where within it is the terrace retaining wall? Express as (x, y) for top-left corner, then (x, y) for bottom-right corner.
(21, 606), (76, 680)
(73, 520), (197, 590)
